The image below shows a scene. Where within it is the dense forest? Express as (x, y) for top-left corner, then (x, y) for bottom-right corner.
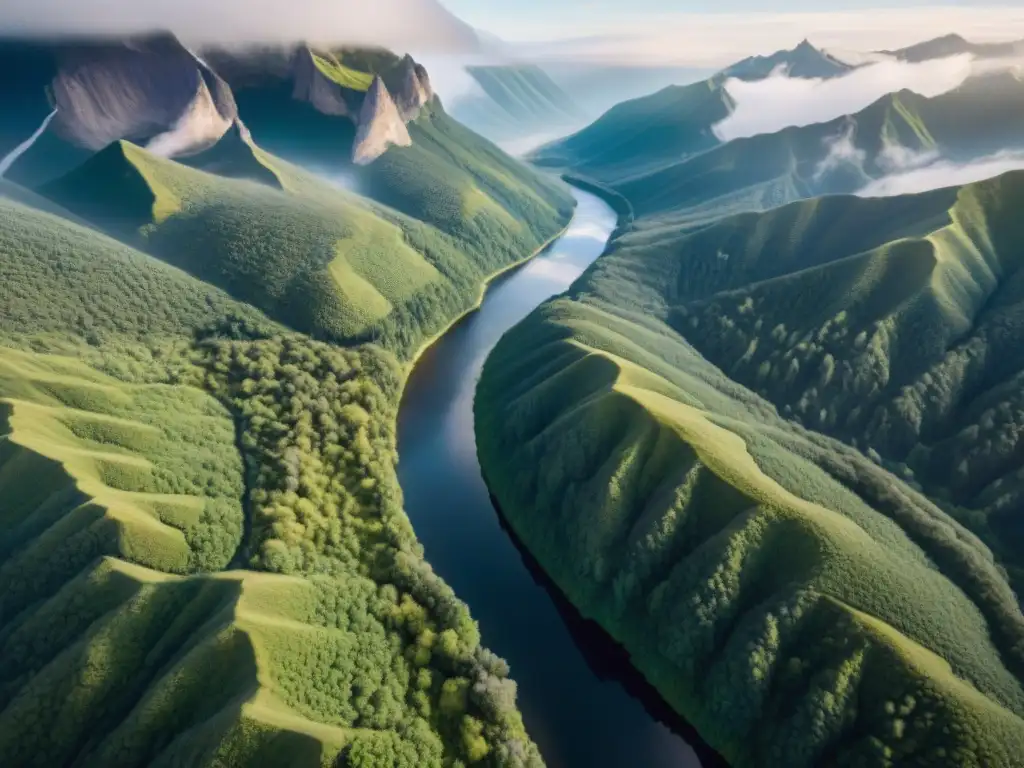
(476, 168), (1024, 765)
(0, 35), (574, 766)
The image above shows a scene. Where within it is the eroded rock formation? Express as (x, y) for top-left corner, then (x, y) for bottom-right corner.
(50, 34), (235, 154)
(352, 75), (412, 165)
(393, 54), (434, 121)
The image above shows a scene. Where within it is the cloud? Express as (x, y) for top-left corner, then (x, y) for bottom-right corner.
(0, 0), (476, 51)
(0, 110), (56, 177)
(523, 258), (584, 286)
(858, 150), (1024, 197)
(713, 54), (993, 142)
(814, 119), (866, 181)
(876, 138), (940, 174)
(495, 129), (583, 158)
(497, 8), (1024, 68)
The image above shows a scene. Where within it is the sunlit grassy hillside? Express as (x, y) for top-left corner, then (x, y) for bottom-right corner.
(476, 171), (1024, 766)
(0, 87), (563, 762)
(40, 132), (572, 353)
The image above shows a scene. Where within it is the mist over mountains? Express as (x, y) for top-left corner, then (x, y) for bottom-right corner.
(0, 0), (480, 51)
(2, 5), (1024, 767)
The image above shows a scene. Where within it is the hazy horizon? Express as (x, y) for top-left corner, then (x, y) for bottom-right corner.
(445, 2), (1024, 66)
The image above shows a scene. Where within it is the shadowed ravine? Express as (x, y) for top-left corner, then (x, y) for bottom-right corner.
(397, 188), (721, 768)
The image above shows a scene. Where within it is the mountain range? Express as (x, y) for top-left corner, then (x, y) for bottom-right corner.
(449, 64), (587, 147)
(884, 32), (1024, 63)
(474, 31), (1024, 768)
(2, 19), (1024, 768)
(0, 28), (573, 768)
(531, 35), (1024, 186)
(529, 39), (852, 182)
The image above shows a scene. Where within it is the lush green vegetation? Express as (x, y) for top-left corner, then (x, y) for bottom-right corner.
(547, 71), (1024, 278)
(476, 171), (1024, 765)
(0, 35), (574, 762)
(529, 40), (848, 181)
(531, 78), (733, 182)
(39, 126), (572, 354)
(534, 58), (1024, 206)
(311, 51), (376, 92)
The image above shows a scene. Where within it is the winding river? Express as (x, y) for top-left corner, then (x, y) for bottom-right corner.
(397, 189), (709, 768)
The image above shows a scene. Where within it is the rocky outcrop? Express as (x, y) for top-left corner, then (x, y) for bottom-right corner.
(393, 54), (434, 121)
(352, 76), (412, 165)
(290, 46), (358, 117)
(145, 76), (234, 157)
(49, 33), (236, 153)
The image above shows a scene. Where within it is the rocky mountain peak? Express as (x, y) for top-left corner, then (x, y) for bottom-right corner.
(144, 73), (234, 157)
(49, 33), (237, 152)
(393, 54), (434, 121)
(291, 46), (355, 117)
(352, 75), (412, 165)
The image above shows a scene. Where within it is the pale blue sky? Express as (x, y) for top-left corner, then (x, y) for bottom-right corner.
(443, 1), (1020, 39)
(441, 1), (1024, 64)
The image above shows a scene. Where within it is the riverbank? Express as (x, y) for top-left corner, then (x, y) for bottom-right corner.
(483, 483), (729, 768)
(395, 188), (706, 767)
(404, 214), (575, 374)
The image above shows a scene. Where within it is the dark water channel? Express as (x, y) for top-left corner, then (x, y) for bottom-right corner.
(397, 189), (720, 768)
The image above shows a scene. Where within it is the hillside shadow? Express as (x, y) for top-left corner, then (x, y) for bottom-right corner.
(486, 489), (730, 768)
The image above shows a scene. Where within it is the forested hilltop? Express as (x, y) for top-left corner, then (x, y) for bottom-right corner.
(476, 33), (1024, 768)
(0, 32), (573, 767)
(477, 168), (1024, 768)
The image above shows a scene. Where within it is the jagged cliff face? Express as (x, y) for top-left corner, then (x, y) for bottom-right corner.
(283, 46), (433, 164)
(290, 47), (358, 117)
(393, 54), (434, 121)
(3, 34), (439, 180)
(50, 35), (236, 154)
(353, 76), (412, 165)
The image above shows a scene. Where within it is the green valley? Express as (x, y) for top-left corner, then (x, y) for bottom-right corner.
(476, 168), (1024, 765)
(0, 30), (574, 768)
(5, 12), (1024, 768)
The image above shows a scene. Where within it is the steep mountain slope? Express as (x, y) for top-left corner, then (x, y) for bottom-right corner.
(603, 72), (1024, 232)
(476, 171), (1024, 767)
(202, 45), (433, 165)
(0, 37), (448, 187)
(202, 44), (573, 239)
(39, 133), (571, 352)
(721, 39), (852, 80)
(0, 29), (576, 767)
(530, 40), (850, 182)
(0, 39), (60, 160)
(886, 33), (1024, 63)
(1, 33), (238, 187)
(451, 64), (586, 143)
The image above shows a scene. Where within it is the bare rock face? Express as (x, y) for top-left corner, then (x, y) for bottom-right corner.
(352, 76), (412, 165)
(393, 54), (434, 121)
(145, 76), (234, 157)
(291, 46), (355, 117)
(49, 34), (236, 154)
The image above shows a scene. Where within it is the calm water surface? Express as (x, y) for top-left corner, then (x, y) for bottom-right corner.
(397, 189), (708, 768)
